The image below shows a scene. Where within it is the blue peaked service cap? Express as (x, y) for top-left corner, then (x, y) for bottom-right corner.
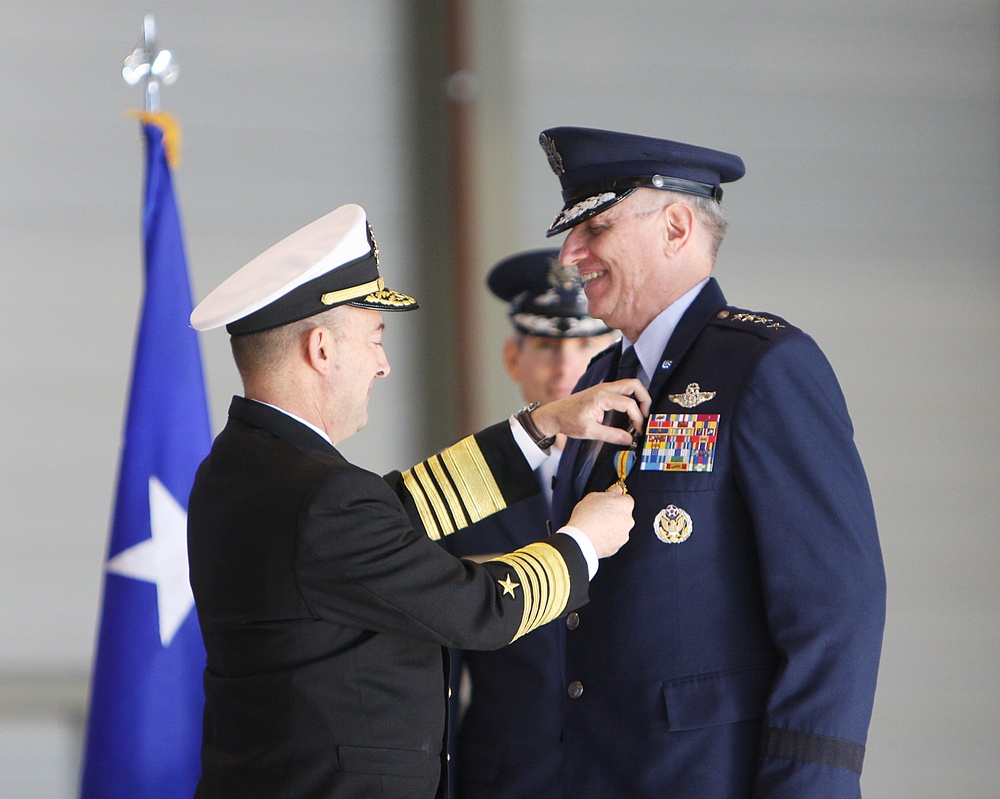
(487, 249), (612, 339)
(538, 126), (746, 236)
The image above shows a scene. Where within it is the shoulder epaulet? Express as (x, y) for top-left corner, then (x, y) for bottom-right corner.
(710, 307), (795, 339)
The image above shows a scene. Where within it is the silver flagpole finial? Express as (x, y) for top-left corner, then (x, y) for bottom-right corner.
(122, 14), (179, 111)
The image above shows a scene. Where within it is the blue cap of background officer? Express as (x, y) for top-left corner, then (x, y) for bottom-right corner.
(487, 249), (617, 413)
(487, 249), (613, 339)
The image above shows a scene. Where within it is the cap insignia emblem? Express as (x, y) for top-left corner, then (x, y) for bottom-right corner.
(510, 312), (608, 338)
(364, 288), (415, 308)
(654, 504), (693, 544)
(366, 222), (380, 265)
(547, 258), (582, 291)
(498, 573), (520, 598)
(668, 383), (716, 408)
(551, 192), (617, 231)
(539, 133), (564, 175)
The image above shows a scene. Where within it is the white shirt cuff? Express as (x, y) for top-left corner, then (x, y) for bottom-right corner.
(509, 414), (551, 471)
(557, 525), (599, 580)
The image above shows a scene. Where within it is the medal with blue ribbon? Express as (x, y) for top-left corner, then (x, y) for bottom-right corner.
(611, 448), (637, 494)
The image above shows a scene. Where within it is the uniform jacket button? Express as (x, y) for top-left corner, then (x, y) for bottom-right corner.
(567, 680), (584, 700)
(566, 611), (580, 630)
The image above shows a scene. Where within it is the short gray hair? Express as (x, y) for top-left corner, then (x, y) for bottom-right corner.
(638, 189), (730, 260)
(230, 306), (348, 381)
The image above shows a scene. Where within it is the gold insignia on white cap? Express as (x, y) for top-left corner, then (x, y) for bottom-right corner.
(321, 278), (384, 307)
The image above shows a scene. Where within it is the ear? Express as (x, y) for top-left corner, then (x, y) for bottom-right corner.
(304, 326), (331, 375)
(501, 337), (523, 383)
(661, 202), (695, 256)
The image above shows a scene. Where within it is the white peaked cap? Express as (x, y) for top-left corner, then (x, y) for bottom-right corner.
(191, 203), (417, 334)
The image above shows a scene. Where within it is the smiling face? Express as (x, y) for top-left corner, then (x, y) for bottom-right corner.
(558, 190), (707, 341)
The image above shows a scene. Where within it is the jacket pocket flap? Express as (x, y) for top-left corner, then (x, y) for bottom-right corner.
(662, 664), (773, 732)
(337, 745), (429, 777)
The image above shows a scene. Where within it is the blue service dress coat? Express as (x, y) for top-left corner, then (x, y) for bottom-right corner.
(440, 488), (565, 798)
(550, 278), (886, 798)
(187, 397), (590, 799)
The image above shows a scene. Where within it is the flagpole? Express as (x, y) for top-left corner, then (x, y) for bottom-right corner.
(122, 14), (179, 112)
(80, 17), (209, 799)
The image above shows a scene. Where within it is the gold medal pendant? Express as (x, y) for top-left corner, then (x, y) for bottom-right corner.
(610, 449), (635, 495)
(653, 504), (693, 544)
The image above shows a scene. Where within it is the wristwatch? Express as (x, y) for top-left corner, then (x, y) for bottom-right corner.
(515, 402), (556, 451)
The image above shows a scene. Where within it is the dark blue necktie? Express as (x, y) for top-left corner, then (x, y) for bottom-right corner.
(605, 345), (640, 430)
(575, 345), (640, 494)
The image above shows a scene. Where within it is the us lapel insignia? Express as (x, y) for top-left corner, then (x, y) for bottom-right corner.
(654, 504), (693, 544)
(668, 382), (716, 408)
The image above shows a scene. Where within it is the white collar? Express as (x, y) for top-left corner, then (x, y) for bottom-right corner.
(254, 400), (333, 445)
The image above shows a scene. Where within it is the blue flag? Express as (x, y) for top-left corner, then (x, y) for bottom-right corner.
(81, 117), (210, 799)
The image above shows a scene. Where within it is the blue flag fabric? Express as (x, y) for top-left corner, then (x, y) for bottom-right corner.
(81, 119), (210, 799)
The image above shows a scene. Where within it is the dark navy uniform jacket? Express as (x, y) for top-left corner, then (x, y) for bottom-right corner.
(442, 489), (566, 798)
(550, 278), (886, 798)
(188, 397), (590, 799)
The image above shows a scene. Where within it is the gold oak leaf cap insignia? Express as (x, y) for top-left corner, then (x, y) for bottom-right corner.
(498, 574), (520, 598)
(668, 382), (716, 408)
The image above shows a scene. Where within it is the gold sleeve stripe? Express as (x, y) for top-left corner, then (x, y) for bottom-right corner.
(402, 435), (507, 540)
(440, 436), (506, 524)
(501, 547), (563, 641)
(428, 455), (470, 530)
(401, 463), (444, 541)
(414, 461), (456, 538)
(492, 542), (572, 642)
(504, 555), (541, 634)
(519, 554), (549, 633)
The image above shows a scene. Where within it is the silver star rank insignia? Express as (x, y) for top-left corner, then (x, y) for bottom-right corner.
(498, 574), (520, 598)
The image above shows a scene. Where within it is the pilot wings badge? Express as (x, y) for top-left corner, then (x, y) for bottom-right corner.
(668, 383), (716, 408)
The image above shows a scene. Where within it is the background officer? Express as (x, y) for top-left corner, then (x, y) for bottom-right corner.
(441, 249), (615, 797)
(540, 127), (887, 798)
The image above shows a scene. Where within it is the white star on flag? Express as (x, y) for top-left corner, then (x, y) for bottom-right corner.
(106, 475), (195, 647)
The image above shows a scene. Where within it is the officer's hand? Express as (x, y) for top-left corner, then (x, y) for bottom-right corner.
(531, 380), (651, 447)
(566, 485), (634, 559)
